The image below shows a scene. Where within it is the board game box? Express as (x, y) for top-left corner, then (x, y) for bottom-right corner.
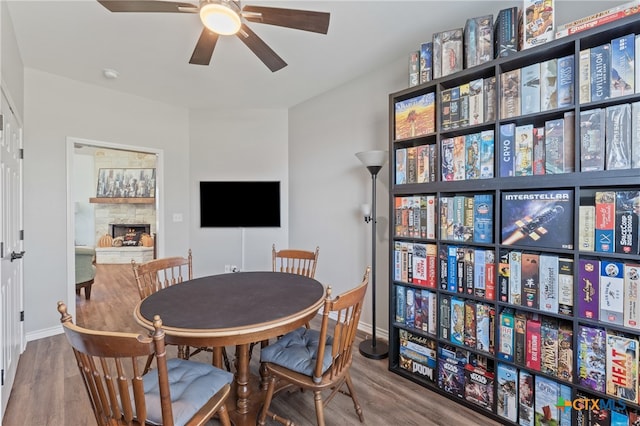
(540, 317), (559, 377)
(464, 362), (494, 412)
(469, 78), (484, 125)
(625, 263), (640, 330)
(578, 258), (600, 320)
(509, 250), (521, 306)
(496, 362), (518, 422)
(600, 260), (624, 325)
(438, 344), (468, 398)
(451, 297), (465, 346)
(479, 130), (494, 179)
(440, 293), (451, 341)
(591, 43), (611, 102)
(580, 108), (606, 172)
(558, 320), (574, 382)
(521, 252), (540, 309)
(519, 370), (535, 426)
(419, 41), (433, 85)
(534, 375), (559, 426)
(540, 58), (558, 112)
(499, 123), (516, 177)
(476, 302), (493, 353)
(606, 103), (632, 170)
(394, 93), (436, 140)
(615, 190), (639, 254)
(558, 54), (575, 108)
(577, 324), (606, 392)
(605, 331), (638, 403)
(500, 68), (521, 119)
(521, 63), (541, 115)
(523, 0), (555, 49)
(610, 33), (635, 97)
(501, 189), (574, 250)
(539, 253), (559, 313)
(498, 308), (515, 362)
(558, 257), (574, 316)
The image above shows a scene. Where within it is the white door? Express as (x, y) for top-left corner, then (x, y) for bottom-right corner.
(0, 91), (24, 419)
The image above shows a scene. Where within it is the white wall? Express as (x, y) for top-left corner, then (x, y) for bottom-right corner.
(23, 69), (190, 334)
(288, 58), (407, 338)
(73, 153), (95, 246)
(1, 0), (23, 119)
(188, 108), (289, 277)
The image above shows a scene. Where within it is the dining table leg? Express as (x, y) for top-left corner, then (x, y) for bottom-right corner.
(234, 343), (251, 415)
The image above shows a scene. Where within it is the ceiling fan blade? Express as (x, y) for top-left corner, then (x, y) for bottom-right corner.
(242, 6), (330, 34)
(97, 0), (197, 13)
(189, 28), (219, 65)
(237, 24), (287, 72)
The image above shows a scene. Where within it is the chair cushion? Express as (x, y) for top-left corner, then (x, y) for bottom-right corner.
(260, 327), (333, 377)
(143, 358), (233, 426)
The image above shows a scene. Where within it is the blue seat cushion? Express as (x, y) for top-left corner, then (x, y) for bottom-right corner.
(260, 327), (333, 377)
(142, 358), (233, 426)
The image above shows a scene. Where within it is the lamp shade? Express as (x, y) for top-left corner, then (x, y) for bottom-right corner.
(200, 2), (242, 35)
(355, 150), (388, 168)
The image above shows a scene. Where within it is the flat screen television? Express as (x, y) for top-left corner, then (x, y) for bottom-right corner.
(200, 181), (281, 227)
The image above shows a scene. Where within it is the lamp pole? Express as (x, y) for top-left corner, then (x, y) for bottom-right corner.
(355, 150), (389, 360)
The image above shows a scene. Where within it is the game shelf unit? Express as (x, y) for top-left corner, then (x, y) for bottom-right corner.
(388, 14), (640, 426)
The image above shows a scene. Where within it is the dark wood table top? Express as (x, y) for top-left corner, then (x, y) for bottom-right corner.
(135, 271), (325, 341)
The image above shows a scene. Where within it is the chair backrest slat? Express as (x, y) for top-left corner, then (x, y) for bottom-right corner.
(272, 245), (319, 279)
(132, 250), (192, 300)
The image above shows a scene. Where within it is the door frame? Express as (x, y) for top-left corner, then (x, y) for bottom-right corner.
(65, 137), (164, 318)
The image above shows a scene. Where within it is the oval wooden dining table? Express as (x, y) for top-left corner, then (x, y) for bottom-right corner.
(134, 271), (325, 426)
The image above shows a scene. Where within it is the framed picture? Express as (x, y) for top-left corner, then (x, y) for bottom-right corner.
(96, 168), (156, 198)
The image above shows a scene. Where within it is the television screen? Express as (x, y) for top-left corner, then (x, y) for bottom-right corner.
(200, 181), (281, 227)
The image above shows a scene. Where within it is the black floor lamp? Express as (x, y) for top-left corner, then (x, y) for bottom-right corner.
(355, 150), (389, 360)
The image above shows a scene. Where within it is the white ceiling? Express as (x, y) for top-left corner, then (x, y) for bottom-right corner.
(6, 0), (617, 110)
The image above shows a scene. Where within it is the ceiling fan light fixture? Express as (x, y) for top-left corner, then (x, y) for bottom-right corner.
(200, 2), (241, 35)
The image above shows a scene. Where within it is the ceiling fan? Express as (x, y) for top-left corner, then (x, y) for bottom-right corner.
(97, 0), (330, 72)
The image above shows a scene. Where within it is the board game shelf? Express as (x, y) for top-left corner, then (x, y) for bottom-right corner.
(389, 11), (640, 426)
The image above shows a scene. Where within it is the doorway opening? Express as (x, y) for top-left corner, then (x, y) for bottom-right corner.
(66, 137), (164, 318)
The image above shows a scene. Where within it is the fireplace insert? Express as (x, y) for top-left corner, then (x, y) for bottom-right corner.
(109, 223), (151, 247)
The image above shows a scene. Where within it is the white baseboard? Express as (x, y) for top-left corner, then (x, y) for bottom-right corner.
(26, 325), (63, 342)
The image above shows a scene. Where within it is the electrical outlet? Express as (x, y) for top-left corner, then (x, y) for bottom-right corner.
(231, 265), (239, 273)
(224, 264), (231, 273)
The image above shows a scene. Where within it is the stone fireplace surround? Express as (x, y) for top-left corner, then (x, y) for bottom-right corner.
(90, 149), (157, 264)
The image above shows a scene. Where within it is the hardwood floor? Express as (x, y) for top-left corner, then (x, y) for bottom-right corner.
(2, 264), (500, 426)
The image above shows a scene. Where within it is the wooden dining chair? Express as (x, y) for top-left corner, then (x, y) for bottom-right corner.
(132, 250), (231, 371)
(57, 301), (233, 426)
(250, 244), (321, 360)
(131, 250), (193, 300)
(272, 244), (320, 278)
(258, 267), (370, 426)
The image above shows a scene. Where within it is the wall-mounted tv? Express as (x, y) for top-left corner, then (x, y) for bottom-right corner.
(200, 181), (281, 228)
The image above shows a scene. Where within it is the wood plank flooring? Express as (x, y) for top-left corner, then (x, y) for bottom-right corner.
(2, 264), (500, 426)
